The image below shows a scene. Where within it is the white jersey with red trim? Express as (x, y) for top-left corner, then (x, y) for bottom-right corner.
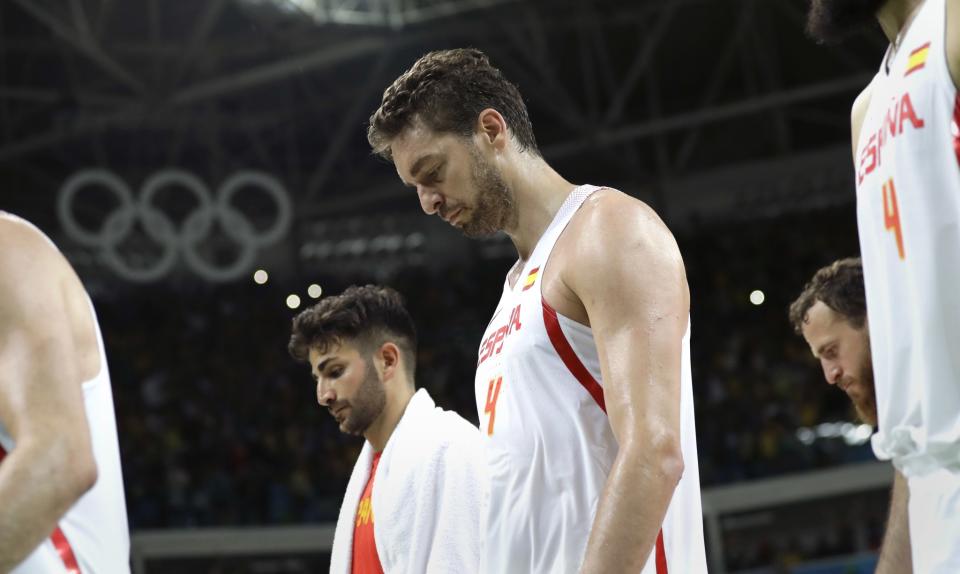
(854, 0), (960, 477)
(474, 185), (706, 573)
(0, 296), (130, 574)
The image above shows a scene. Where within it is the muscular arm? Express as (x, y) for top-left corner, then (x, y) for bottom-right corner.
(876, 469), (912, 574)
(568, 194), (688, 573)
(0, 220), (98, 571)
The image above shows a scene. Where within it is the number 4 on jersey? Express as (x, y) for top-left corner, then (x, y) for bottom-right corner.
(883, 177), (906, 260)
(484, 376), (503, 436)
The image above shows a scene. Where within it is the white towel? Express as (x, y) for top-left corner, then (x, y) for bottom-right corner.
(329, 388), (485, 574)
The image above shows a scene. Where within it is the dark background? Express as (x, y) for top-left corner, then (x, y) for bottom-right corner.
(0, 0), (891, 570)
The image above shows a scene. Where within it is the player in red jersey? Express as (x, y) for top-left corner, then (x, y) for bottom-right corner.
(289, 285), (484, 574)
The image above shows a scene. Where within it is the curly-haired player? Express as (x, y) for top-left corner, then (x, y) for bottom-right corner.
(367, 49), (707, 574)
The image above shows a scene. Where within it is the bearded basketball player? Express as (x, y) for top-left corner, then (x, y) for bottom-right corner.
(367, 49), (707, 573)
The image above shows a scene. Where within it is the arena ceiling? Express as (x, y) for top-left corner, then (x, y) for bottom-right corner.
(0, 0), (887, 282)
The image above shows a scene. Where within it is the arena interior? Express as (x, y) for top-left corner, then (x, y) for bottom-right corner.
(1, 0), (895, 572)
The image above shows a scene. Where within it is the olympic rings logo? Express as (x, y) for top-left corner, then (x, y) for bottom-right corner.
(57, 168), (292, 283)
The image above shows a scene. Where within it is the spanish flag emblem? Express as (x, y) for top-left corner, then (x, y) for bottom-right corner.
(522, 267), (540, 291)
(905, 42), (931, 77)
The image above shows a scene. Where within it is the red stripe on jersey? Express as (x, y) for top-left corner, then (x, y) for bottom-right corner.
(656, 528), (668, 573)
(909, 41), (931, 57)
(542, 299), (606, 413)
(0, 444), (82, 573)
(51, 528), (81, 573)
(953, 93), (960, 166)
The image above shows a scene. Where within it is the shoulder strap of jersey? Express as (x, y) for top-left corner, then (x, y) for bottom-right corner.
(526, 185), (603, 269)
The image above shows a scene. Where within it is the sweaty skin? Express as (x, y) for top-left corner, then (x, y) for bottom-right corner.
(549, 190), (688, 574)
(393, 107), (689, 572)
(0, 214), (99, 571)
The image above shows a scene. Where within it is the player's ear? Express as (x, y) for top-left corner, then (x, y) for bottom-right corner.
(377, 342), (401, 382)
(476, 108), (508, 151)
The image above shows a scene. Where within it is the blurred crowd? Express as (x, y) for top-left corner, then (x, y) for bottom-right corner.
(94, 205), (873, 538)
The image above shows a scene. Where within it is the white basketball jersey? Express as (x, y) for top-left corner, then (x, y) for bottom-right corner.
(0, 297), (131, 573)
(854, 0), (960, 476)
(474, 186), (707, 573)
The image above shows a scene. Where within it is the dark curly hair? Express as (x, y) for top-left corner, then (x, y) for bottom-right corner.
(288, 285), (418, 378)
(789, 257), (866, 334)
(367, 48), (539, 160)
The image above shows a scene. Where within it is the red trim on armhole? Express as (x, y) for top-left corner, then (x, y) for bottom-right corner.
(953, 93), (960, 165)
(0, 445), (81, 573)
(656, 529), (668, 574)
(542, 298), (606, 413)
(540, 307), (670, 572)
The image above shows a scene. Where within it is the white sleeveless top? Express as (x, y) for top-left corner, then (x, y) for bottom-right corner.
(0, 271), (130, 571)
(474, 185), (707, 573)
(854, 0), (960, 476)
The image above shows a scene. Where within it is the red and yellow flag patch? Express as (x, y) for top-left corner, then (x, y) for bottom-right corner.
(522, 267), (540, 291)
(905, 42), (931, 77)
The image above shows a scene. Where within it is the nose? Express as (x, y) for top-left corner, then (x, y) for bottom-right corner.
(317, 381), (336, 407)
(417, 185), (443, 215)
(822, 361), (842, 385)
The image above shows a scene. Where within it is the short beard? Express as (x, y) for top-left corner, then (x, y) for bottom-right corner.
(852, 352), (878, 427)
(341, 358), (386, 436)
(460, 147), (517, 238)
(806, 0), (886, 45)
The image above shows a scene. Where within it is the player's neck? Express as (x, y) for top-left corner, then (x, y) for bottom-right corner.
(876, 0), (924, 44)
(364, 384), (415, 452)
(502, 156), (576, 261)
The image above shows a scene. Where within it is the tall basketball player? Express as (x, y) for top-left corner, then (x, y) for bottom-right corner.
(0, 213), (130, 573)
(367, 49), (707, 573)
(807, 0), (960, 571)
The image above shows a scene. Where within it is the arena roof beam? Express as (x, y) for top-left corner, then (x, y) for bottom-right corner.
(750, 0), (794, 155)
(304, 51), (393, 202)
(68, 0), (93, 42)
(601, 2), (680, 127)
(673, 5), (755, 170)
(287, 0), (517, 28)
(0, 103), (144, 162)
(9, 0), (146, 95)
(495, 8), (590, 131)
(94, 0), (114, 37)
(398, 0), (518, 27)
(170, 0), (230, 92)
(170, 36), (386, 105)
(543, 73), (874, 160)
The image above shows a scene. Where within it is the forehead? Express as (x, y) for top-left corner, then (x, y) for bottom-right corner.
(802, 300), (862, 348)
(802, 300), (842, 335)
(392, 121), (468, 181)
(308, 341), (357, 369)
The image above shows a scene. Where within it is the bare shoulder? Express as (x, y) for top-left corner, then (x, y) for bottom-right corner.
(0, 214), (69, 316)
(555, 188), (685, 307)
(569, 188), (682, 266)
(850, 81), (874, 161)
